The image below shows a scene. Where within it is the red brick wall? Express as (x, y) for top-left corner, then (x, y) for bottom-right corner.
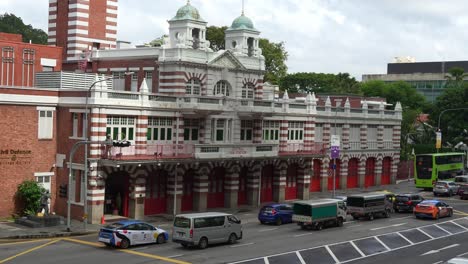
(0, 105), (57, 217)
(0, 33), (22, 42)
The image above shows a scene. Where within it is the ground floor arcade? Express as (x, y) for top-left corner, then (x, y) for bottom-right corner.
(76, 153), (398, 224)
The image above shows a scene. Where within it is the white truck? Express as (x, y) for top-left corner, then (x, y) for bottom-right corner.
(292, 199), (347, 230)
(346, 193), (393, 221)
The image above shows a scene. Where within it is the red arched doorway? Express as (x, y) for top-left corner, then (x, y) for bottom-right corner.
(238, 167), (248, 205)
(105, 171), (130, 217)
(207, 167), (225, 208)
(285, 164), (298, 200)
(347, 158), (359, 188)
(365, 158), (376, 187)
(328, 159), (341, 190)
(145, 170), (167, 215)
(181, 170), (194, 212)
(381, 157), (392, 185)
(261, 165), (274, 203)
(310, 159), (321, 192)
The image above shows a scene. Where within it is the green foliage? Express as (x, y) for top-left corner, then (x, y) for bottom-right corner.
(16, 180), (45, 216)
(146, 34), (168, 47)
(279, 72), (360, 94)
(206, 26), (227, 51)
(0, 13), (48, 44)
(259, 38), (288, 85)
(445, 67), (468, 88)
(361, 80), (427, 110)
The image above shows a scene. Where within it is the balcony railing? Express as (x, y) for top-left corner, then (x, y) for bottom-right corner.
(279, 143), (326, 155)
(194, 143), (278, 159)
(103, 144), (195, 160)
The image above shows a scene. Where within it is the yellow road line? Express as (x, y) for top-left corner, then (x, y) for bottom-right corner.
(63, 237), (191, 264)
(0, 239), (51, 246)
(453, 209), (468, 216)
(0, 239), (59, 263)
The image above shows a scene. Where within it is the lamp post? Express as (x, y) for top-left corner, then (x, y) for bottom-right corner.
(404, 132), (418, 182)
(331, 99), (342, 198)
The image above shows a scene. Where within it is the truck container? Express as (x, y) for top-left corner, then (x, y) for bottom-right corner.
(292, 199), (346, 230)
(346, 192), (393, 220)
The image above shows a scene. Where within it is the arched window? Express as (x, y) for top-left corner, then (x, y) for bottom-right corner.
(213, 80), (231, 96)
(242, 82), (255, 99)
(186, 78), (201, 95)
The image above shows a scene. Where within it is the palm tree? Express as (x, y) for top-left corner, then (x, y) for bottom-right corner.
(445, 67), (468, 88)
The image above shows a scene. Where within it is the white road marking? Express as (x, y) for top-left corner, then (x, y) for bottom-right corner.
(389, 215), (413, 221)
(396, 232), (414, 245)
(350, 241), (366, 257)
(231, 242), (254, 248)
(343, 220), (356, 225)
(325, 245), (340, 263)
(166, 254), (184, 258)
(258, 228), (278, 232)
(432, 261), (443, 264)
(296, 251), (306, 264)
(264, 257), (270, 264)
(450, 221), (468, 231)
(435, 224), (452, 235)
(417, 228), (434, 239)
(293, 232), (314, 237)
(421, 243), (459, 256)
(457, 251), (468, 257)
(345, 224), (362, 228)
(370, 223), (407, 231)
(373, 236), (391, 251)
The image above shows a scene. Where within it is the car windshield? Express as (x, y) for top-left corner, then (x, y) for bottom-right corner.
(174, 217), (190, 228)
(104, 223), (125, 229)
(396, 196), (409, 202)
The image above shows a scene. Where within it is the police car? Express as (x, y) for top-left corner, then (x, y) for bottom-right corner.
(98, 220), (169, 249)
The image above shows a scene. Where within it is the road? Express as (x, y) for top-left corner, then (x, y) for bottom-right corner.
(1, 191), (467, 264)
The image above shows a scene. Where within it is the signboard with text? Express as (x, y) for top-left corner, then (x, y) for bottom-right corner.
(330, 135), (340, 159)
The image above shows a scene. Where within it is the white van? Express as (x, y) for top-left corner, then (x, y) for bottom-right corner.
(172, 212), (242, 249)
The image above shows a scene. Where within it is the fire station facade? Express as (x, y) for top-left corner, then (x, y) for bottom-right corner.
(44, 3), (402, 224)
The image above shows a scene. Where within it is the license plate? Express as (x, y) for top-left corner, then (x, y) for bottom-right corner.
(177, 232), (185, 237)
(99, 237), (110, 243)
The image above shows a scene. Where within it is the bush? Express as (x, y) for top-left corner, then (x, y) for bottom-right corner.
(16, 180), (45, 216)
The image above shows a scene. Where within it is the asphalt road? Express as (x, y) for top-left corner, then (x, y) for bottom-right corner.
(1, 190), (467, 264)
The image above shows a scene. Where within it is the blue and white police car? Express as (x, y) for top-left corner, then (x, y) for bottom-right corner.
(98, 220), (169, 249)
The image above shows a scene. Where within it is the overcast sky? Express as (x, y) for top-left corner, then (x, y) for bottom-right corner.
(2, 0), (468, 79)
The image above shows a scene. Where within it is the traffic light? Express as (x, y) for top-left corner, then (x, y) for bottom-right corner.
(59, 184), (67, 198)
(112, 140), (131, 147)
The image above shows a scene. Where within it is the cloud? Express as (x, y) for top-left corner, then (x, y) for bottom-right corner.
(3, 0), (468, 80)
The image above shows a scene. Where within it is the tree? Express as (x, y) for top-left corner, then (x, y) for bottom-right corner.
(0, 13), (48, 44)
(205, 26), (288, 85)
(279, 72), (360, 94)
(206, 26), (227, 51)
(146, 35), (168, 47)
(445, 67), (468, 88)
(16, 180), (45, 216)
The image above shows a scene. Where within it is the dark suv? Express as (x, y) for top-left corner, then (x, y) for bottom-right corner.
(394, 194), (424, 213)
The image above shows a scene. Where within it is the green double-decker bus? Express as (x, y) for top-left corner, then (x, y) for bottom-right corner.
(414, 152), (466, 189)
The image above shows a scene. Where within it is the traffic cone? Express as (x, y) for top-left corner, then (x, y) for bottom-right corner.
(101, 215), (106, 225)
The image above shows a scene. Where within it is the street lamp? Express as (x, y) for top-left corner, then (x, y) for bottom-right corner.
(404, 132), (418, 181)
(332, 99), (342, 198)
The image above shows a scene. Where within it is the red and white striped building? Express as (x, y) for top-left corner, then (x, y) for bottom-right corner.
(0, 2), (402, 222)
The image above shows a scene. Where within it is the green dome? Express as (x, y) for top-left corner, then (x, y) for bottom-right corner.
(171, 2), (204, 21)
(229, 14), (257, 30)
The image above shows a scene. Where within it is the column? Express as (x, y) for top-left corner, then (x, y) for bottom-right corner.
(304, 119), (315, 151)
(391, 155), (400, 184)
(167, 166), (183, 215)
(375, 158), (383, 186)
(377, 125), (384, 149)
(340, 157), (348, 189)
(174, 117), (184, 157)
(193, 168), (208, 211)
(274, 166), (286, 202)
(253, 119), (262, 144)
(87, 160), (104, 224)
(297, 161), (311, 200)
(135, 115), (148, 156)
(358, 158), (366, 188)
(224, 166), (239, 209)
(360, 124), (368, 149)
(321, 158), (330, 192)
(128, 171), (146, 220)
(279, 120), (288, 152)
(247, 165), (260, 206)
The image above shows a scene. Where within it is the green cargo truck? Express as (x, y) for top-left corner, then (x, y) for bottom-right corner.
(346, 192), (393, 221)
(292, 199), (347, 230)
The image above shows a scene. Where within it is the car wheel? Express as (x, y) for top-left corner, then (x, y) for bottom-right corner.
(448, 209), (453, 217)
(435, 212), (440, 220)
(120, 238), (130, 249)
(368, 214), (374, 221)
(259, 220), (265, 225)
(352, 214), (359, 220)
(336, 218), (343, 227)
(157, 234), (166, 244)
(198, 237), (208, 249)
(276, 217), (282, 226)
(316, 222), (323, 231)
(228, 233), (237, 244)
(181, 243), (189, 248)
(384, 209), (391, 218)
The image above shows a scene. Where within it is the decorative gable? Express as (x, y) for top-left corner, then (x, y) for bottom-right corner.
(208, 50), (246, 70)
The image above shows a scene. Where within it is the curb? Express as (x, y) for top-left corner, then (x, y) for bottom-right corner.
(0, 230), (98, 240)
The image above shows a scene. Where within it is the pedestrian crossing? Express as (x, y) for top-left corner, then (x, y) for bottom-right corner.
(230, 217), (468, 264)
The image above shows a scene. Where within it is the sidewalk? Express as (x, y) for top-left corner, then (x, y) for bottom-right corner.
(0, 180), (417, 240)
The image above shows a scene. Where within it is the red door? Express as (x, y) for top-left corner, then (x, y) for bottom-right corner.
(365, 158), (376, 187)
(381, 157), (391, 185)
(181, 171), (193, 211)
(238, 167), (248, 205)
(347, 159), (358, 188)
(328, 159), (341, 190)
(310, 160), (321, 192)
(145, 170), (167, 215)
(285, 165), (298, 200)
(207, 168), (225, 208)
(261, 165), (273, 203)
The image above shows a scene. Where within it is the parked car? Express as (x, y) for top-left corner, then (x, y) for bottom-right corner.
(258, 203), (293, 225)
(433, 181), (459, 196)
(458, 185), (468, 200)
(292, 199), (347, 230)
(445, 257), (468, 264)
(394, 194), (424, 213)
(454, 175), (468, 187)
(172, 212), (242, 249)
(414, 200), (453, 220)
(98, 220), (168, 249)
